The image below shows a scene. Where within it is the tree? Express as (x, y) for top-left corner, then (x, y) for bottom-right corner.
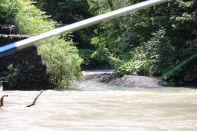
(38, 38), (83, 89)
(87, 0), (197, 85)
(35, 0), (93, 48)
(0, 0), (83, 89)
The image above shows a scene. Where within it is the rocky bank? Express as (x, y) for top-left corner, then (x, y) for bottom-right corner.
(88, 72), (168, 88)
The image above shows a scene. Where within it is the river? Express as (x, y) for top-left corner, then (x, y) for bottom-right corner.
(1, 79), (197, 131)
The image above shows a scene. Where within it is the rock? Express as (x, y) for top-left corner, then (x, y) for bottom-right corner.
(83, 70), (168, 88)
(96, 73), (116, 83)
(109, 75), (167, 88)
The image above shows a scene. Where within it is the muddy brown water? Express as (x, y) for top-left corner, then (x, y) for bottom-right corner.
(0, 80), (197, 131)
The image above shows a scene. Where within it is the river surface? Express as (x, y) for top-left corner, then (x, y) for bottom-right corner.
(1, 80), (197, 131)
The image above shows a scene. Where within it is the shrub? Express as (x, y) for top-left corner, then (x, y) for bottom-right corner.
(143, 29), (175, 76)
(3, 64), (19, 89)
(79, 48), (93, 68)
(0, 0), (83, 89)
(91, 37), (110, 63)
(38, 37), (83, 89)
(115, 60), (150, 76)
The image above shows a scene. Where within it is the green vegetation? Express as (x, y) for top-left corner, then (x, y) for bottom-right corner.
(0, 0), (83, 89)
(0, 0), (196, 87)
(35, 0), (93, 49)
(39, 38), (82, 89)
(79, 49), (94, 69)
(87, 0), (197, 85)
(0, 0), (54, 34)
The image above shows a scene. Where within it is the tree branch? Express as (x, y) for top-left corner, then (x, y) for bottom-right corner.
(0, 95), (8, 107)
(26, 90), (43, 107)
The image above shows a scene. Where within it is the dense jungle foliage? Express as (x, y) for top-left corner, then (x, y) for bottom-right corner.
(0, 0), (196, 87)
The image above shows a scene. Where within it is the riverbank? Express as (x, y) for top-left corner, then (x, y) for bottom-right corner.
(82, 70), (168, 88)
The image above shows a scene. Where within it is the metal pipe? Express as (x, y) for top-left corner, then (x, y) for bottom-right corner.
(0, 0), (168, 57)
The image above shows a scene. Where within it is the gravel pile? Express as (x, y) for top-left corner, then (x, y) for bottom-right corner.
(98, 74), (168, 88)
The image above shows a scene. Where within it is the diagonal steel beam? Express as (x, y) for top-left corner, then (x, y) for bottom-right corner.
(0, 0), (169, 57)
